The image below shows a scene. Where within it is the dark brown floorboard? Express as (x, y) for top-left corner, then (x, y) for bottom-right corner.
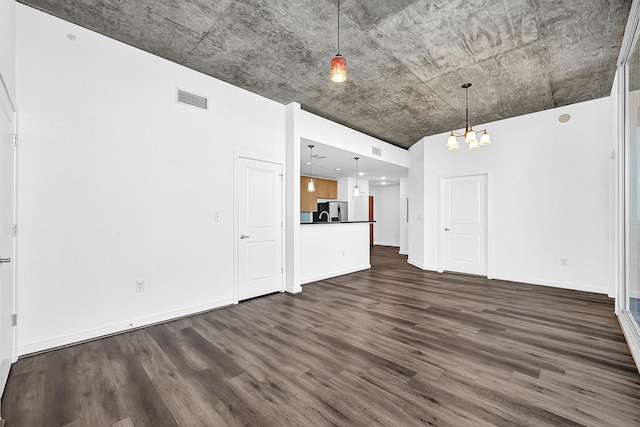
(3, 246), (640, 426)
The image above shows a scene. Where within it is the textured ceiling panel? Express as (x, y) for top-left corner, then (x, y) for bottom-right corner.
(19, 0), (632, 148)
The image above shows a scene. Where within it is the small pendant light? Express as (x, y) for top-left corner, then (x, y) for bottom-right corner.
(353, 156), (360, 196)
(307, 145), (315, 192)
(330, 0), (347, 82)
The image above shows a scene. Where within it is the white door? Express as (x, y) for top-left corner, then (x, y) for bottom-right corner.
(441, 174), (487, 276)
(237, 157), (283, 301)
(0, 96), (15, 394)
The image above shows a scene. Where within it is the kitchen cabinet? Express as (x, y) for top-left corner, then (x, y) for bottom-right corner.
(300, 176), (318, 212)
(316, 178), (338, 199)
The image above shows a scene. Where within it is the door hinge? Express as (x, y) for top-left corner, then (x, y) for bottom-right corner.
(11, 314), (17, 326)
(281, 266), (283, 274)
(10, 224), (17, 237)
(12, 134), (18, 146)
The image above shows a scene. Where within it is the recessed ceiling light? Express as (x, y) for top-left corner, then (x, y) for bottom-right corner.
(358, 172), (364, 176)
(558, 113), (571, 123)
(381, 176), (386, 180)
(306, 162), (312, 165)
(381, 182), (387, 185)
(335, 168), (341, 171)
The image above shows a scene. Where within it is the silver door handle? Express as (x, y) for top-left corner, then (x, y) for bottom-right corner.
(444, 228), (450, 231)
(240, 234), (250, 239)
(0, 258), (11, 263)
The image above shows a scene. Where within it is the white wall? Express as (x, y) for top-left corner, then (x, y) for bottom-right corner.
(399, 177), (408, 254)
(299, 110), (410, 168)
(0, 0), (16, 102)
(370, 184), (400, 247)
(413, 97), (612, 294)
(16, 6), (286, 354)
(408, 141), (425, 268)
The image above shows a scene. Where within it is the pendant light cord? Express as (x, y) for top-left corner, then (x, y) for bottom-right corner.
(337, 0), (340, 54)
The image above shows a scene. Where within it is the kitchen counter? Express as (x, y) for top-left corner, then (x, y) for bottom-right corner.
(300, 221), (371, 284)
(301, 221), (375, 225)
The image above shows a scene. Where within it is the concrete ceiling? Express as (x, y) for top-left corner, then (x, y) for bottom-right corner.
(19, 0), (631, 149)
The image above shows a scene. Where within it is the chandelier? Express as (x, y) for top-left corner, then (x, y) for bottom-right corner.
(446, 83), (492, 151)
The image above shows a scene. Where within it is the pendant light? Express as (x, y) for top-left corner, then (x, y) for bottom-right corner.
(330, 0), (347, 82)
(307, 145), (315, 192)
(445, 83), (492, 151)
(353, 156), (360, 196)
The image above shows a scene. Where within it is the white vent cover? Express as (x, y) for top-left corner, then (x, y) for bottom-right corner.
(372, 146), (382, 156)
(176, 88), (208, 110)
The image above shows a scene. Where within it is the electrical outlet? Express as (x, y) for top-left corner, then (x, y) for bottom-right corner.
(560, 258), (568, 267)
(135, 280), (145, 292)
(215, 212), (222, 222)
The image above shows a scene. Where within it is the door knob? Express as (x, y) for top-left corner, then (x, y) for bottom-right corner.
(444, 228), (450, 231)
(240, 234), (250, 239)
(0, 258), (11, 263)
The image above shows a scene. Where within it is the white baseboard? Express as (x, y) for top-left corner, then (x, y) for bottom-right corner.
(398, 250), (408, 255)
(407, 259), (425, 269)
(491, 274), (608, 294)
(373, 242), (400, 248)
(17, 297), (236, 356)
(301, 264), (371, 285)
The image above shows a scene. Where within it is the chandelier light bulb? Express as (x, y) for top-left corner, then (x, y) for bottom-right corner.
(464, 128), (477, 144)
(468, 139), (480, 150)
(479, 131), (492, 145)
(353, 185), (360, 196)
(446, 132), (457, 148)
(307, 178), (315, 192)
(448, 140), (460, 151)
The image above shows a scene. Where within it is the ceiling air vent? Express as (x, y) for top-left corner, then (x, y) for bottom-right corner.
(176, 88), (208, 110)
(372, 146), (382, 156)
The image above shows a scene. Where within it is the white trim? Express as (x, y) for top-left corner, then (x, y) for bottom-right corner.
(17, 297), (235, 356)
(405, 261), (440, 272)
(618, 310), (640, 374)
(398, 250), (408, 255)
(407, 259), (426, 270)
(300, 264), (371, 285)
(491, 274), (608, 295)
(373, 242), (400, 248)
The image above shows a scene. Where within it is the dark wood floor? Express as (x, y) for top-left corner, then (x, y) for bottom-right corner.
(3, 246), (640, 426)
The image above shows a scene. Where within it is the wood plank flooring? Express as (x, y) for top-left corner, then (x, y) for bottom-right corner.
(3, 246), (640, 426)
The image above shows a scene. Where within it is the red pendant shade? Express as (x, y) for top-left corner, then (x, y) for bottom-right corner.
(331, 54), (347, 83)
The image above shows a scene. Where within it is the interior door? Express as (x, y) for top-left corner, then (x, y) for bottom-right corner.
(441, 174), (487, 276)
(0, 95), (15, 395)
(237, 157), (283, 301)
